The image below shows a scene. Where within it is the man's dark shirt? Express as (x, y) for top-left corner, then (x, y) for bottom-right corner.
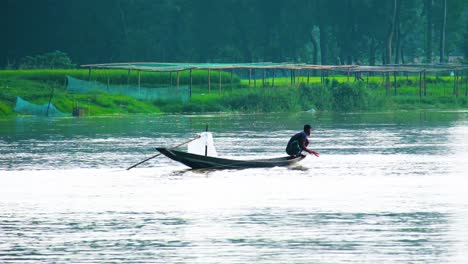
(286, 131), (309, 155)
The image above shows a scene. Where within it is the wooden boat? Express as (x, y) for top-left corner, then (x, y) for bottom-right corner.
(156, 148), (306, 169)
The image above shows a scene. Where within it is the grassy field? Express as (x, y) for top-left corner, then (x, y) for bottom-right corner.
(1, 69), (467, 117)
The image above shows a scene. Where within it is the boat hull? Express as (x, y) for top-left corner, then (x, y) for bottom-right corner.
(156, 148), (305, 169)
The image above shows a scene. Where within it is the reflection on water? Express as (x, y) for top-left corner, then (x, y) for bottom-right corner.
(0, 111), (467, 263)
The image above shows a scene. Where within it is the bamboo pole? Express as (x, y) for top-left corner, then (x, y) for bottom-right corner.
(230, 69), (233, 92)
(208, 69), (211, 93)
(189, 69), (193, 99)
(293, 70), (296, 85)
(176, 71), (180, 89)
(423, 70), (427, 96)
(393, 71), (397, 96)
(419, 71), (422, 98)
(138, 70), (141, 95)
(170, 72), (172, 88)
(453, 70), (456, 95)
(127, 69), (130, 88)
(249, 69), (252, 88)
(385, 73), (390, 96)
(262, 69), (266, 88)
(465, 70), (468, 96)
(46, 87), (54, 117)
(272, 69), (275, 87)
(218, 70), (222, 95)
(290, 70), (293, 85)
(126, 135), (201, 170)
(254, 69), (257, 88)
(307, 71), (310, 84)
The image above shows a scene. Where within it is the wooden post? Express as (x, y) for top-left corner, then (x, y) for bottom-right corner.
(459, 72), (462, 98)
(423, 70), (427, 96)
(189, 69), (193, 99)
(419, 71), (422, 98)
(127, 69), (130, 88)
(293, 70), (296, 85)
(248, 68), (252, 87)
(218, 70), (222, 95)
(138, 70), (141, 95)
(176, 71), (180, 89)
(465, 70), (468, 96)
(393, 71), (397, 96)
(453, 70), (456, 95)
(170, 72), (172, 87)
(205, 125), (208, 156)
(262, 69), (266, 88)
(347, 68), (350, 82)
(254, 69), (257, 88)
(208, 69), (211, 93)
(465, 70), (468, 97)
(46, 87), (54, 117)
(272, 69), (275, 87)
(385, 73), (390, 95)
(230, 69), (233, 91)
(290, 69), (293, 85)
(307, 71), (310, 84)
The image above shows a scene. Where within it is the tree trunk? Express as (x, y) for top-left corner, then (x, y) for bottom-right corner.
(440, 0), (447, 63)
(369, 38), (376, 66)
(310, 32), (318, 65)
(394, 3), (401, 64)
(319, 24), (328, 65)
(400, 45), (405, 64)
(425, 0), (433, 63)
(316, 0), (329, 65)
(387, 0), (398, 65)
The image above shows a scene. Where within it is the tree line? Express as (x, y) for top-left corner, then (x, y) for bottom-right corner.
(2, 0), (468, 68)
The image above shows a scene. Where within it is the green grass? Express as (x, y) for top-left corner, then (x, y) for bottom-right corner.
(0, 69), (467, 117)
(1, 69), (240, 87)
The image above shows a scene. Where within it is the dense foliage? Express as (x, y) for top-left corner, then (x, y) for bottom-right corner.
(2, 0), (468, 68)
(17, 51), (76, 69)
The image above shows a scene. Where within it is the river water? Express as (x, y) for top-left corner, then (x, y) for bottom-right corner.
(0, 111), (467, 263)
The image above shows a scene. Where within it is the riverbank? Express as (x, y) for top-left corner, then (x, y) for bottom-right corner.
(1, 69), (467, 117)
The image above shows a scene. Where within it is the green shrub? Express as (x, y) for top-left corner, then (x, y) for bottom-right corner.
(0, 101), (13, 115)
(18, 51), (76, 69)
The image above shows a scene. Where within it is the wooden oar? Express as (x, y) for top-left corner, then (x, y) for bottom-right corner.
(126, 135), (201, 170)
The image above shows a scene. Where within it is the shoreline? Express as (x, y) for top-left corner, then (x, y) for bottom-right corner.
(1, 69), (467, 118)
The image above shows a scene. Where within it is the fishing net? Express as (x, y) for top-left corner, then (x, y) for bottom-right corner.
(188, 132), (218, 157)
(13, 96), (67, 116)
(66, 76), (190, 102)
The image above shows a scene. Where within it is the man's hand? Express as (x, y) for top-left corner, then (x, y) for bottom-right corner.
(310, 150), (320, 157)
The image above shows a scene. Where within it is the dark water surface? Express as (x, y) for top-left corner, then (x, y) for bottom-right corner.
(0, 111), (467, 263)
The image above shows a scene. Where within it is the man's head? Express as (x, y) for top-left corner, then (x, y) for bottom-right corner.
(304, 124), (312, 136)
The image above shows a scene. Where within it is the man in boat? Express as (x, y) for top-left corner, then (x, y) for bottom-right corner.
(286, 124), (320, 157)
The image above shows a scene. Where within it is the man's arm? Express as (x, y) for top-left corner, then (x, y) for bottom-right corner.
(301, 141), (320, 157)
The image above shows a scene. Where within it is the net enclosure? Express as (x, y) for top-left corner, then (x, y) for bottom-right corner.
(66, 76), (190, 102)
(14, 96), (67, 117)
(81, 62), (468, 73)
(81, 62), (468, 98)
